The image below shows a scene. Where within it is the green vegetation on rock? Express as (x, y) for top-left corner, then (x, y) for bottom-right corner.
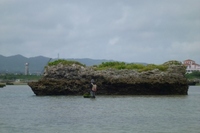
(95, 61), (169, 72)
(46, 60), (183, 72)
(48, 59), (85, 67)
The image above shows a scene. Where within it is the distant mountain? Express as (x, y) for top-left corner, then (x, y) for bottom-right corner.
(0, 55), (115, 74)
(0, 54), (147, 74)
(0, 54), (50, 74)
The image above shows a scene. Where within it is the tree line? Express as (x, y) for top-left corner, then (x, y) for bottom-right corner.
(185, 71), (200, 79)
(0, 74), (42, 81)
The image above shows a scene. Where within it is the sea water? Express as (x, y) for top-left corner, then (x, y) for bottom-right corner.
(0, 85), (200, 133)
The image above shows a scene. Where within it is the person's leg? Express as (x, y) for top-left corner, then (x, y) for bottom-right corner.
(90, 91), (95, 98)
(90, 90), (93, 97)
(93, 92), (95, 98)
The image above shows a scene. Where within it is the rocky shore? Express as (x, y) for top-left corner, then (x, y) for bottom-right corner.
(0, 83), (6, 88)
(28, 60), (188, 95)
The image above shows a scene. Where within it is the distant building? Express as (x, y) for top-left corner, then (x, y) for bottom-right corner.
(25, 63), (29, 75)
(183, 59), (200, 73)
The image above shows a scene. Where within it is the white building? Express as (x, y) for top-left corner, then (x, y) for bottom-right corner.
(25, 63), (29, 75)
(183, 59), (200, 73)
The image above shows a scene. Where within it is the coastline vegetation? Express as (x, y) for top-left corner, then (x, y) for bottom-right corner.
(0, 74), (42, 81)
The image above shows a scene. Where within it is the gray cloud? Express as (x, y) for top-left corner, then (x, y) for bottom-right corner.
(0, 0), (200, 64)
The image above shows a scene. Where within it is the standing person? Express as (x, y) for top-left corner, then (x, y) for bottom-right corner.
(90, 79), (97, 98)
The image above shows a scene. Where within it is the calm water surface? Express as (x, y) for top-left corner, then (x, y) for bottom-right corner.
(0, 85), (200, 133)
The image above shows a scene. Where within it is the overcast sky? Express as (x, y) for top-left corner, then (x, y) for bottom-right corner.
(0, 0), (199, 64)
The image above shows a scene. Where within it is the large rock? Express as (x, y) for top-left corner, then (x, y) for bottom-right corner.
(28, 61), (188, 95)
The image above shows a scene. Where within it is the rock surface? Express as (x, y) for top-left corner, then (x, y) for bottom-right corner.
(28, 61), (188, 95)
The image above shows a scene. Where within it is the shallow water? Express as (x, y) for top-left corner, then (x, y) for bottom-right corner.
(0, 85), (200, 133)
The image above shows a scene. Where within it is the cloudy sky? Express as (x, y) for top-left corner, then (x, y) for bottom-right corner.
(0, 0), (199, 64)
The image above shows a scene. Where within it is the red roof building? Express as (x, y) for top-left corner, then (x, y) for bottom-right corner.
(183, 59), (200, 73)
